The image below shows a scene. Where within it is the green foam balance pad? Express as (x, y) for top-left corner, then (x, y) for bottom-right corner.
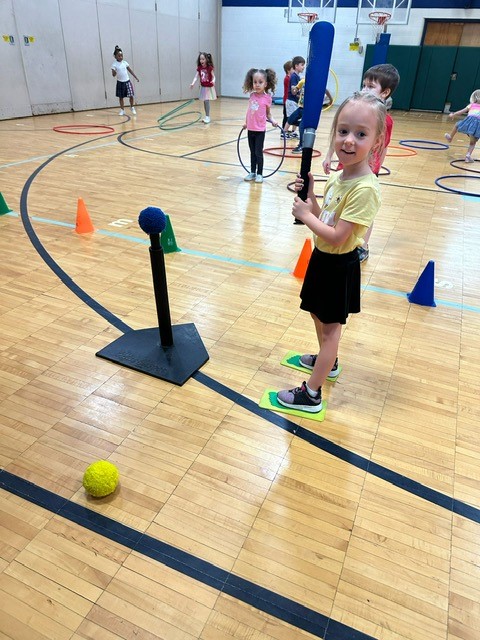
(280, 351), (342, 382)
(259, 389), (327, 421)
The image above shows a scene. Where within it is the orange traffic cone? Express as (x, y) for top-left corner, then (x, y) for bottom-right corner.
(75, 197), (95, 234)
(293, 238), (312, 279)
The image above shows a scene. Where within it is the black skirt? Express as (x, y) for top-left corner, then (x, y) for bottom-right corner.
(116, 80), (134, 99)
(300, 247), (360, 324)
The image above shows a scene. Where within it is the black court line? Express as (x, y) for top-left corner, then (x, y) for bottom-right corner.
(193, 371), (479, 523)
(11, 126), (480, 637)
(18, 138), (480, 527)
(0, 470), (376, 640)
(115, 126), (448, 194)
(19, 136), (131, 335)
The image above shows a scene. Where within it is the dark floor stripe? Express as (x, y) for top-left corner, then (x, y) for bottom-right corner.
(0, 469), (376, 640)
(19, 135), (131, 334)
(20, 140), (480, 526)
(11, 125), (477, 638)
(194, 371), (480, 524)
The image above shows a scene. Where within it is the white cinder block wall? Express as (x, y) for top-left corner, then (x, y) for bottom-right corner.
(220, 4), (480, 103)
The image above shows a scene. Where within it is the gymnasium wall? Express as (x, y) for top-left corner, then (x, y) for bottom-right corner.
(220, 1), (480, 104)
(0, 0), (219, 120)
(2, 0), (480, 120)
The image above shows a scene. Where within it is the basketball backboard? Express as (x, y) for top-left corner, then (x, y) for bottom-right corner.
(356, 0), (411, 25)
(287, 0), (337, 24)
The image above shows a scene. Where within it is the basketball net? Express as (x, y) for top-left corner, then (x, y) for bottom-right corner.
(369, 11), (391, 44)
(298, 12), (318, 37)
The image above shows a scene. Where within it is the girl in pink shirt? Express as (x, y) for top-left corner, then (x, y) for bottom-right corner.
(445, 89), (480, 163)
(242, 68), (278, 183)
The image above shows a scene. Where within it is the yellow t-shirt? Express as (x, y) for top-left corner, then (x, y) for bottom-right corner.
(314, 172), (381, 254)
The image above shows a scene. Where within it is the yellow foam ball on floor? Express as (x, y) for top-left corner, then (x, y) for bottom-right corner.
(83, 460), (119, 497)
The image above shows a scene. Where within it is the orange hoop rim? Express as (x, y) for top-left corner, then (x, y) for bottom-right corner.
(386, 145), (417, 157)
(369, 10), (391, 25)
(298, 12), (318, 23)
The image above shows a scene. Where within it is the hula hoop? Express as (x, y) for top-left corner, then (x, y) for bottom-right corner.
(53, 124), (115, 134)
(265, 146), (322, 158)
(377, 165), (391, 176)
(399, 139), (449, 150)
(434, 174), (480, 197)
(237, 125), (286, 179)
(322, 68), (339, 112)
(386, 145), (417, 157)
(450, 158), (480, 174)
(287, 176), (327, 198)
(157, 99), (203, 130)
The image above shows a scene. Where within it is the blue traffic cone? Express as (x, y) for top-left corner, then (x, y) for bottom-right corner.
(407, 260), (436, 307)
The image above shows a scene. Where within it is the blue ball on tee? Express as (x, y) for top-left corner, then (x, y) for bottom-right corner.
(138, 207), (167, 235)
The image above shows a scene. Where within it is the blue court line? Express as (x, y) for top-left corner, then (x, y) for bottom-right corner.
(365, 284), (480, 313)
(0, 469), (376, 640)
(7, 211), (479, 313)
(6, 212), (291, 273)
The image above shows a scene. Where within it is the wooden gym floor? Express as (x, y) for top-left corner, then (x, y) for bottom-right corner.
(0, 98), (479, 640)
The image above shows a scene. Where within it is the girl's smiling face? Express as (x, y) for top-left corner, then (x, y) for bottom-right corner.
(115, 51), (123, 62)
(199, 54), (207, 67)
(334, 101), (379, 171)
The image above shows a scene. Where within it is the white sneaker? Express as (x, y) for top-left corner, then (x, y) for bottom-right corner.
(131, 107), (136, 115)
(119, 109), (125, 116)
(203, 116), (211, 123)
(244, 173), (256, 182)
(255, 175), (264, 183)
(465, 154), (474, 163)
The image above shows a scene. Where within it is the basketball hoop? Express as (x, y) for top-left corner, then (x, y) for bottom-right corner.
(369, 11), (391, 43)
(298, 12), (318, 37)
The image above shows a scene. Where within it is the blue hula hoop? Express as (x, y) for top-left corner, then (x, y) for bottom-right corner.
(435, 174), (480, 197)
(399, 139), (449, 150)
(450, 158), (480, 174)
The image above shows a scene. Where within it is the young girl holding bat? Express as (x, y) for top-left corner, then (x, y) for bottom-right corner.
(277, 92), (386, 413)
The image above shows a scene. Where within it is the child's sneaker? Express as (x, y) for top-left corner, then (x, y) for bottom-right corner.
(465, 154), (474, 163)
(255, 175), (263, 183)
(299, 355), (339, 378)
(357, 245), (369, 262)
(131, 107), (136, 115)
(244, 173), (256, 181)
(292, 146), (303, 154)
(290, 132), (299, 138)
(277, 382), (322, 413)
(329, 358), (340, 377)
(119, 109), (125, 116)
(203, 116), (211, 123)
(444, 133), (452, 142)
